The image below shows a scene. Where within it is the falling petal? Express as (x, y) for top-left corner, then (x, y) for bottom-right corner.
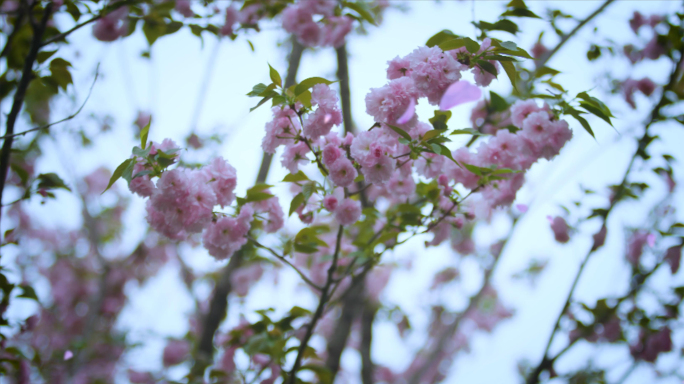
(439, 81), (482, 111)
(647, 233), (656, 247)
(516, 204), (528, 213)
(396, 98), (416, 125)
(64, 350), (73, 361)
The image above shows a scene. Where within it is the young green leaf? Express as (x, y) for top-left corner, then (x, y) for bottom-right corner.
(37, 173), (71, 192)
(294, 77), (335, 97)
(289, 193), (305, 217)
(140, 116), (152, 149)
(387, 125), (412, 141)
(268, 63), (282, 87)
(426, 29), (458, 47)
(103, 159), (133, 194)
(500, 61), (518, 91)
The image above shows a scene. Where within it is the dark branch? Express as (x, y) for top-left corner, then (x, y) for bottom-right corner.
(0, 64), (100, 141)
(288, 225), (344, 384)
(0, 3), (53, 238)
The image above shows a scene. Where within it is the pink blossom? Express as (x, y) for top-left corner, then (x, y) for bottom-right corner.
(629, 11), (647, 33)
(175, 0), (193, 17)
(387, 56), (412, 79)
(221, 5), (239, 36)
(162, 339), (190, 367)
(407, 46), (462, 104)
(630, 327), (672, 362)
(321, 16), (353, 48)
(361, 154), (395, 185)
(510, 99), (543, 128)
(415, 152), (445, 179)
(323, 195), (338, 211)
(203, 157), (237, 207)
(665, 245), (681, 274)
(249, 194), (284, 233)
(202, 206), (254, 260)
(591, 225), (607, 251)
(396, 98), (416, 125)
(439, 80), (482, 111)
(329, 157), (357, 187)
(637, 78), (656, 96)
(626, 230), (650, 266)
(92, 7), (128, 42)
(365, 266), (392, 302)
(134, 111), (151, 130)
(550, 216), (570, 243)
(430, 267), (460, 290)
(281, 142), (310, 174)
(334, 198), (361, 225)
(146, 169), (215, 238)
(262, 106), (300, 154)
(128, 370), (154, 384)
(321, 144), (342, 166)
(230, 263), (264, 297)
(365, 77), (420, 124)
(531, 42), (548, 59)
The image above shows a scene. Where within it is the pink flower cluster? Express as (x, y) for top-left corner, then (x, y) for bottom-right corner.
(282, 1), (353, 48)
(443, 100), (572, 208)
(129, 139), (283, 259)
(621, 77), (657, 108)
(623, 12), (667, 64)
(221, 3), (271, 36)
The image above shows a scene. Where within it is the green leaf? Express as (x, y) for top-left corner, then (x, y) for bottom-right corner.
(36, 173), (71, 192)
(500, 61), (518, 91)
(245, 184), (274, 203)
(438, 38), (466, 52)
(480, 54), (519, 62)
(268, 63), (282, 87)
(429, 110), (452, 130)
(17, 285), (38, 301)
(49, 58), (73, 91)
(462, 162), (483, 175)
(579, 102), (612, 126)
(294, 77), (335, 97)
(502, 8), (541, 18)
(103, 159), (133, 194)
(36, 50), (57, 64)
(422, 130), (441, 142)
(289, 193), (305, 217)
(473, 19), (519, 35)
(342, 1), (376, 25)
(489, 91), (508, 112)
(536, 66), (560, 77)
(426, 29), (458, 47)
(499, 41), (518, 50)
(451, 128), (484, 136)
(475, 60), (498, 77)
(464, 37), (480, 54)
(297, 90), (312, 108)
(250, 95), (274, 112)
(387, 125), (412, 141)
(10, 164), (29, 186)
(140, 116), (151, 149)
(283, 171), (310, 183)
(565, 110), (595, 138)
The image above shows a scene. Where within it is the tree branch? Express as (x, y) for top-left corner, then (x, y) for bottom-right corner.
(526, 42), (684, 384)
(249, 237), (323, 291)
(288, 225), (344, 384)
(40, 14), (102, 47)
(535, 0), (615, 71)
(0, 64), (100, 141)
(360, 302), (378, 384)
(0, 3), (52, 238)
(190, 38), (304, 378)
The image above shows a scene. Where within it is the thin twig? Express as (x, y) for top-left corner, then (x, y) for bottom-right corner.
(40, 14), (102, 47)
(249, 237), (323, 291)
(288, 225), (344, 384)
(526, 41), (684, 384)
(0, 64), (100, 141)
(535, 0), (615, 72)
